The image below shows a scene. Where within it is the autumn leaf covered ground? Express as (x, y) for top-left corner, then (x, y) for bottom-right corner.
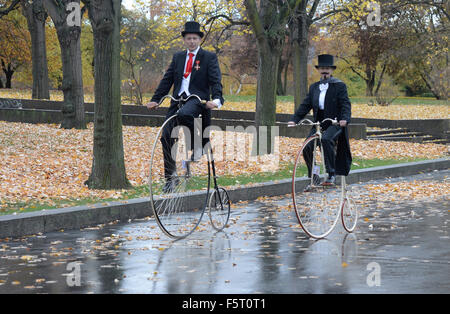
(0, 121), (448, 215)
(1, 89), (449, 120)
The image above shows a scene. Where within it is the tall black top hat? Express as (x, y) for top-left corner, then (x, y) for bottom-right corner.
(315, 54), (337, 69)
(181, 21), (204, 38)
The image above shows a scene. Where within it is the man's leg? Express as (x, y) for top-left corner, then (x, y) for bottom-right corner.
(201, 106), (211, 148)
(302, 140), (314, 178)
(321, 125), (342, 183)
(302, 128), (317, 178)
(161, 106), (179, 181)
(177, 98), (204, 158)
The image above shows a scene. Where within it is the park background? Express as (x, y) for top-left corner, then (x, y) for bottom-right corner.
(1, 0), (448, 104)
(0, 0), (448, 214)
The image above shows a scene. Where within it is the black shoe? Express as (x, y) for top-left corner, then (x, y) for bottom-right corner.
(322, 175), (336, 186)
(312, 174), (321, 185)
(304, 174), (321, 192)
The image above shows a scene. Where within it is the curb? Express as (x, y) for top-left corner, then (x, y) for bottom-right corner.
(0, 158), (449, 238)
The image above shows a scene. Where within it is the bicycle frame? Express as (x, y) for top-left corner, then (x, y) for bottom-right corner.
(207, 148), (223, 204)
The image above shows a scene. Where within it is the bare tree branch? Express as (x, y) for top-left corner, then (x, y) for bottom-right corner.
(337, 55), (369, 81)
(0, 0), (20, 19)
(204, 14), (250, 27)
(308, 0), (320, 19)
(311, 8), (348, 23)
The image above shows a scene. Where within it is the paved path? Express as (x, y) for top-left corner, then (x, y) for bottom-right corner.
(0, 170), (448, 294)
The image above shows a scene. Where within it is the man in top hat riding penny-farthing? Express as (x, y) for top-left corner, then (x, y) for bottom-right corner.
(288, 54), (352, 186)
(145, 21), (224, 192)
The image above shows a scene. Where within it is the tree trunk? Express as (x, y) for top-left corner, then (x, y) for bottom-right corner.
(21, 0), (50, 100)
(244, 0), (294, 155)
(283, 56), (289, 95)
(374, 63), (387, 96)
(365, 68), (375, 96)
(255, 41), (281, 154)
(276, 55), (285, 96)
(44, 0), (86, 129)
(420, 72), (445, 100)
(1, 60), (14, 88)
(84, 0), (131, 189)
(4, 71), (13, 88)
(56, 26), (85, 129)
(291, 11), (309, 112)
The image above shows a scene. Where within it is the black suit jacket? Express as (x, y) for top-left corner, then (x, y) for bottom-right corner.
(151, 48), (224, 105)
(291, 77), (352, 176)
(291, 77), (351, 124)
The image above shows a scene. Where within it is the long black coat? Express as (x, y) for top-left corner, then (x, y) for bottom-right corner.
(291, 77), (353, 176)
(150, 48), (224, 106)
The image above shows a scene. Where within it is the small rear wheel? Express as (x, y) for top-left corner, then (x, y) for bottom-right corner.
(341, 191), (358, 232)
(208, 187), (231, 231)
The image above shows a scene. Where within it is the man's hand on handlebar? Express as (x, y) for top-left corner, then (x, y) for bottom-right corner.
(205, 101), (218, 109)
(145, 101), (159, 110)
(288, 119), (347, 127)
(339, 120), (347, 127)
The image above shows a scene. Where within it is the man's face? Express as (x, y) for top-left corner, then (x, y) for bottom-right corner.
(318, 67), (334, 79)
(183, 33), (202, 52)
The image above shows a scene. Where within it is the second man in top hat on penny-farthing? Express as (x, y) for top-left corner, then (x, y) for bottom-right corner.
(288, 54), (352, 186)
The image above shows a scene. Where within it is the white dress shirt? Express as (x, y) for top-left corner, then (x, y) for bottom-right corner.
(178, 46), (222, 109)
(318, 83), (329, 110)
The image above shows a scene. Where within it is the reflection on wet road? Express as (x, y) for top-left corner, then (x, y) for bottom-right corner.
(0, 170), (449, 293)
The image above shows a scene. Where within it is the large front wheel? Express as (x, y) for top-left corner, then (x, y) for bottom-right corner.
(292, 135), (341, 239)
(149, 114), (210, 239)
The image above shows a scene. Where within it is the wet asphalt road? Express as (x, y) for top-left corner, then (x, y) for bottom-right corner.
(0, 170), (449, 294)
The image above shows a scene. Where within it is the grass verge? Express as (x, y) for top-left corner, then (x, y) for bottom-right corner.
(0, 157), (429, 216)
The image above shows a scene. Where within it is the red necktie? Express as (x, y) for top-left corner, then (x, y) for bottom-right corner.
(184, 53), (194, 78)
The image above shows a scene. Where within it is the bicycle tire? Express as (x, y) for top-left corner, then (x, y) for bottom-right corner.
(208, 187), (231, 231)
(149, 114), (210, 239)
(292, 135), (341, 239)
(341, 191), (358, 233)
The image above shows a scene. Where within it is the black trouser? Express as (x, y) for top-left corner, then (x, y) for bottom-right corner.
(303, 113), (342, 178)
(160, 95), (211, 180)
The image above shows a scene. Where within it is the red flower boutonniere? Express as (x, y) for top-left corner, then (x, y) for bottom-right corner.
(194, 60), (200, 71)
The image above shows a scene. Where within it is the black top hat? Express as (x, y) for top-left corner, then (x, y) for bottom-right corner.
(181, 21), (204, 38)
(315, 54), (337, 69)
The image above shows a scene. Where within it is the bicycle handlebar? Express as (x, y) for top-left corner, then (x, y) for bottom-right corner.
(288, 118), (339, 127)
(157, 94), (207, 106)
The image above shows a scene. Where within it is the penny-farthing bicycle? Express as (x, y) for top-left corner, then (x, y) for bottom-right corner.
(149, 94), (231, 239)
(290, 118), (358, 239)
